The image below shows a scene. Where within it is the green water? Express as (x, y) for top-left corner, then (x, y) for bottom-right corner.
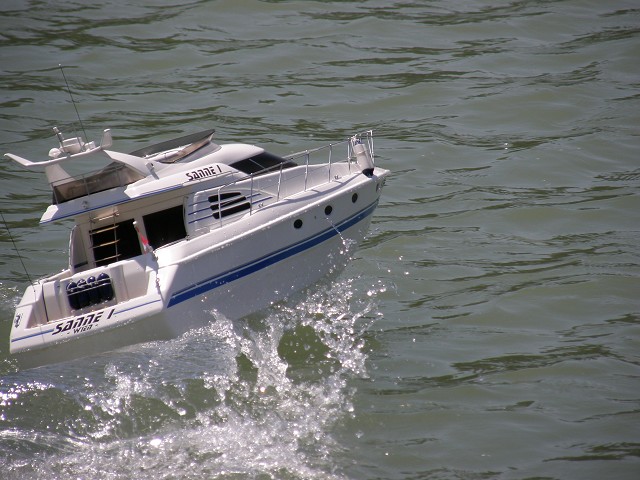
(1, 1), (639, 478)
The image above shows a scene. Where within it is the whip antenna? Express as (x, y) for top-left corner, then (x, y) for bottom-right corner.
(59, 64), (88, 142)
(1, 211), (35, 291)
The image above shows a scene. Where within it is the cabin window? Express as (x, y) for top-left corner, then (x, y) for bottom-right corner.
(229, 152), (297, 176)
(90, 219), (142, 267)
(209, 192), (251, 219)
(52, 163), (145, 204)
(143, 205), (187, 249)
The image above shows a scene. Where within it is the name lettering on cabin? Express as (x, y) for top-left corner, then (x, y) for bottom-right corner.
(52, 307), (115, 336)
(186, 164), (223, 182)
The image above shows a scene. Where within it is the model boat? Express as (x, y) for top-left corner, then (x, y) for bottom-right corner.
(5, 125), (388, 368)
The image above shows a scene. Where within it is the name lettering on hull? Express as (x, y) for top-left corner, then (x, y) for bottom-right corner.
(52, 308), (116, 337)
(186, 164), (223, 182)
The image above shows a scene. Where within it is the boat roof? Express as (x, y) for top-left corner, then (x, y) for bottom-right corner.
(129, 128), (216, 158)
(5, 127), (267, 224)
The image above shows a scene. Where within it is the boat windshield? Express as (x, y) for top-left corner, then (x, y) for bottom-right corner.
(51, 162), (145, 204)
(130, 129), (216, 163)
(229, 152), (297, 175)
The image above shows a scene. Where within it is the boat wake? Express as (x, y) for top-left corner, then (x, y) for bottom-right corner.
(0, 274), (386, 479)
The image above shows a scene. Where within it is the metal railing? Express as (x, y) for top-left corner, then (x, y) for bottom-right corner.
(214, 130), (375, 226)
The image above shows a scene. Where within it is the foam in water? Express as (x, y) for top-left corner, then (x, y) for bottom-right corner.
(0, 275), (386, 479)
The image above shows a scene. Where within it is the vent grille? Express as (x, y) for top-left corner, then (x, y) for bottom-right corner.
(209, 192), (251, 219)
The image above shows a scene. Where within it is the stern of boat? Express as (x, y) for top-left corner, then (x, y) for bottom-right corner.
(9, 253), (167, 361)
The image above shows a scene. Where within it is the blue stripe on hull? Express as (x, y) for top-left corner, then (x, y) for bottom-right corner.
(11, 327), (55, 344)
(167, 200), (378, 308)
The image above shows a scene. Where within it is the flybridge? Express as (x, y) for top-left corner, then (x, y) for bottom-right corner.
(5, 126), (223, 203)
(5, 126), (239, 223)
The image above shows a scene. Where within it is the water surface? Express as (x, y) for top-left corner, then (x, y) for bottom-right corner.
(1, 1), (639, 478)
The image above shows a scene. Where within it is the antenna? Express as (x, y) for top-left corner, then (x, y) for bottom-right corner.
(59, 64), (88, 143)
(1, 211), (35, 291)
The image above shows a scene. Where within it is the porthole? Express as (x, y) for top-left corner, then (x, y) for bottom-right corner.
(294, 219), (303, 229)
(324, 205), (333, 215)
(351, 193), (358, 203)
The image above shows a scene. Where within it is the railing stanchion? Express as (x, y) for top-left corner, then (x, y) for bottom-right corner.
(250, 174), (254, 215)
(304, 151), (309, 191)
(277, 162), (283, 201)
(368, 130), (375, 165)
(218, 185), (223, 226)
(328, 144), (332, 182)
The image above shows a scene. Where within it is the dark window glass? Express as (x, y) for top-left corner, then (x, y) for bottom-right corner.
(143, 205), (186, 249)
(229, 152), (297, 175)
(209, 192), (251, 219)
(52, 163), (144, 204)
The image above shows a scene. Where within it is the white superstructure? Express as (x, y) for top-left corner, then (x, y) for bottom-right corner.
(5, 127), (389, 368)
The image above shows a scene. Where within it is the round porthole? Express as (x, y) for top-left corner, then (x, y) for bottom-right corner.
(351, 193), (358, 203)
(324, 205), (333, 215)
(294, 219), (303, 229)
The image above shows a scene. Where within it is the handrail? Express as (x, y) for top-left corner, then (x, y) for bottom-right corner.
(212, 131), (374, 226)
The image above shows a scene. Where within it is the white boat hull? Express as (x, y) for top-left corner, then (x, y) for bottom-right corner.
(10, 169), (386, 368)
